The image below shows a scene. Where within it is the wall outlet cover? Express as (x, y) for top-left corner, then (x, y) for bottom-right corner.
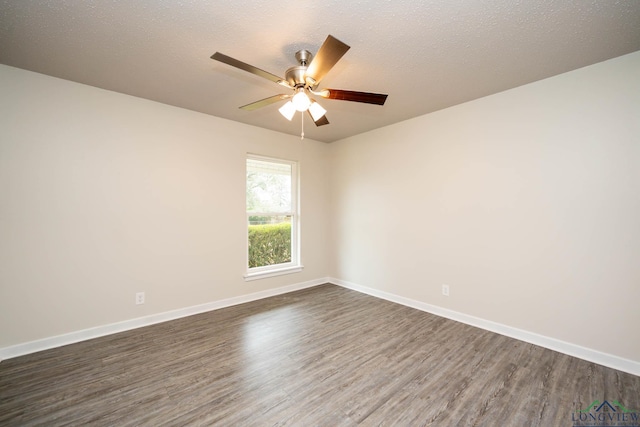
(442, 284), (450, 297)
(135, 292), (145, 305)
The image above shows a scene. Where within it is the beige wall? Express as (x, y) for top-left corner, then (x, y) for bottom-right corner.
(328, 51), (640, 362)
(2, 51), (639, 365)
(0, 65), (330, 348)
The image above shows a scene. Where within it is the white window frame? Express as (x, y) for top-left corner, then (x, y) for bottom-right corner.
(244, 154), (302, 281)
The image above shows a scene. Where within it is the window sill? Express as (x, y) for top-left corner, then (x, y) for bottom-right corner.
(243, 265), (304, 281)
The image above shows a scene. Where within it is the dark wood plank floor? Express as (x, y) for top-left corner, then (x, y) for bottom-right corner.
(1, 284), (639, 426)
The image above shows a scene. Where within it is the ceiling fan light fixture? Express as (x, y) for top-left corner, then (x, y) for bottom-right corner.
(292, 88), (311, 112)
(211, 35), (388, 132)
(278, 101), (296, 120)
(308, 101), (327, 122)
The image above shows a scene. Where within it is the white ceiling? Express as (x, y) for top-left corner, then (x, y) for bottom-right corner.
(1, 0), (639, 143)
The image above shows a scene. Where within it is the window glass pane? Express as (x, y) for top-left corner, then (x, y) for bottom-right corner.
(248, 215), (292, 268)
(245, 155), (298, 276)
(247, 159), (291, 213)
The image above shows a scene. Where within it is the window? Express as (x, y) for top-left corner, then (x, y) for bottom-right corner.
(245, 155), (301, 280)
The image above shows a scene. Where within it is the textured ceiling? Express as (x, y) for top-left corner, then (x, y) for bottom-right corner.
(1, 0), (639, 142)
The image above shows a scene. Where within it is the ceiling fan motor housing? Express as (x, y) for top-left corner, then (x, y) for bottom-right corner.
(285, 65), (307, 88)
(285, 50), (313, 88)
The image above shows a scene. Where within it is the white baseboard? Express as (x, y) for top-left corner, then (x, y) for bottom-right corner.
(3, 276), (638, 377)
(0, 277), (329, 361)
(328, 277), (640, 377)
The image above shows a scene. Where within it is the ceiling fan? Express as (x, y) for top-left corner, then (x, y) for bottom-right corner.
(211, 35), (388, 133)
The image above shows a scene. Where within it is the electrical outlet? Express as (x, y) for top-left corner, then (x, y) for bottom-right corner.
(135, 292), (145, 305)
(442, 284), (450, 297)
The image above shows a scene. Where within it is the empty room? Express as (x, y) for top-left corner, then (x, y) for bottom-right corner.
(1, 1), (639, 426)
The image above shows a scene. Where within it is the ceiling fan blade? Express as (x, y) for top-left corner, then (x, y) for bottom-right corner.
(318, 89), (388, 105)
(304, 35), (350, 87)
(308, 110), (329, 126)
(211, 52), (290, 88)
(240, 94), (291, 111)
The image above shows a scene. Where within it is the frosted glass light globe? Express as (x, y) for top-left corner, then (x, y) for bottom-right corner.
(292, 90), (311, 111)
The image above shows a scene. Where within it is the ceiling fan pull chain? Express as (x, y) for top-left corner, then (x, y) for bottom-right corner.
(301, 111), (304, 140)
